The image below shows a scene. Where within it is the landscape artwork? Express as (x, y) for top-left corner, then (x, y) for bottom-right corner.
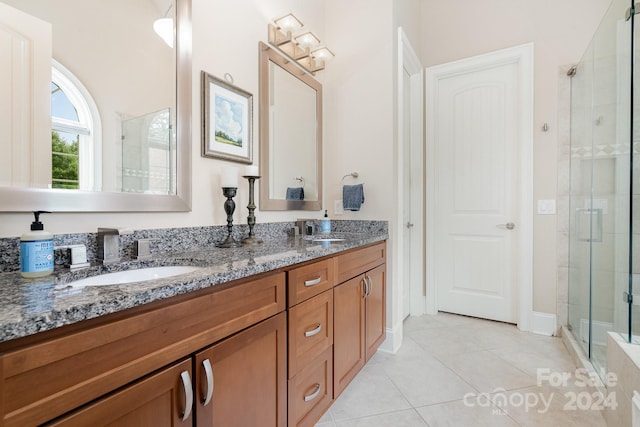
(201, 71), (253, 163)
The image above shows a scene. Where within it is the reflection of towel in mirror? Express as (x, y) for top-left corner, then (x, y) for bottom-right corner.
(343, 184), (365, 211)
(286, 187), (305, 200)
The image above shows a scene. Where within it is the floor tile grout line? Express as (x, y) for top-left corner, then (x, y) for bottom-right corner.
(318, 313), (606, 426)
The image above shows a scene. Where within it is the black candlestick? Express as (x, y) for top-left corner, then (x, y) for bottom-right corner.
(242, 175), (263, 245)
(217, 187), (242, 248)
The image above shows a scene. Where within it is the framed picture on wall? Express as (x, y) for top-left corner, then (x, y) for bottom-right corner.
(201, 71), (253, 164)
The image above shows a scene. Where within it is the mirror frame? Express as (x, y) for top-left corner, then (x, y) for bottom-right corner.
(0, 0), (192, 212)
(258, 42), (322, 211)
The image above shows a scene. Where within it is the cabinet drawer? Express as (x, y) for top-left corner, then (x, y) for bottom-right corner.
(0, 273), (286, 427)
(336, 242), (386, 283)
(288, 290), (333, 378)
(287, 258), (335, 306)
(287, 346), (333, 427)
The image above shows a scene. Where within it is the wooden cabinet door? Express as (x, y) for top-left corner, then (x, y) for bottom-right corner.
(195, 312), (287, 427)
(333, 275), (366, 398)
(365, 264), (386, 361)
(46, 359), (193, 427)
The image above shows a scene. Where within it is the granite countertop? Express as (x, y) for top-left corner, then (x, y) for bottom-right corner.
(0, 231), (387, 344)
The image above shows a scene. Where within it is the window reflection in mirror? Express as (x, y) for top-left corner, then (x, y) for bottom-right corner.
(0, 0), (176, 195)
(51, 60), (100, 191)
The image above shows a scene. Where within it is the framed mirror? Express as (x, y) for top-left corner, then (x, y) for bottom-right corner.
(259, 42), (322, 211)
(0, 0), (191, 212)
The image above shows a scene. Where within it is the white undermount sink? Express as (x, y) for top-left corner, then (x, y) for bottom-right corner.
(56, 266), (203, 289)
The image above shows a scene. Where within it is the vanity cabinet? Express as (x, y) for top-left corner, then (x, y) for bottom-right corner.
(0, 273), (286, 427)
(0, 239), (386, 427)
(286, 241), (386, 425)
(333, 245), (386, 398)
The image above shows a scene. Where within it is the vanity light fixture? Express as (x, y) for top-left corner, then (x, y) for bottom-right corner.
(153, 4), (174, 48)
(268, 13), (334, 75)
(294, 32), (320, 49)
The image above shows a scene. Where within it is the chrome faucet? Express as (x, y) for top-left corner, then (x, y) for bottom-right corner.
(135, 238), (159, 260)
(97, 228), (125, 264)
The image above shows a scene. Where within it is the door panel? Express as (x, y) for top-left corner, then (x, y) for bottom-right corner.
(195, 313), (287, 427)
(0, 2), (52, 188)
(433, 59), (519, 323)
(46, 359), (193, 427)
(333, 275), (365, 398)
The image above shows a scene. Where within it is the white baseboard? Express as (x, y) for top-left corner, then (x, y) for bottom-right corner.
(532, 311), (557, 336)
(379, 323), (403, 354)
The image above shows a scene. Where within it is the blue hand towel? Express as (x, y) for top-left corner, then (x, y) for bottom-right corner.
(343, 184), (365, 211)
(286, 187), (305, 200)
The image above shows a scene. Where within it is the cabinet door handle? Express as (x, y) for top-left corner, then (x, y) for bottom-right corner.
(361, 278), (368, 298)
(202, 359), (214, 406)
(303, 383), (321, 402)
(363, 276), (371, 298)
(367, 276), (373, 297)
(304, 323), (322, 337)
(304, 276), (322, 287)
(180, 370), (193, 422)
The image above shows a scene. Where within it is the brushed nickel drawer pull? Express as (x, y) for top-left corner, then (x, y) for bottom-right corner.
(305, 323), (322, 337)
(304, 276), (322, 287)
(304, 383), (321, 402)
(180, 370), (193, 422)
(202, 359), (214, 406)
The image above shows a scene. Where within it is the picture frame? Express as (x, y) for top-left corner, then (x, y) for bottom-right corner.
(201, 71), (253, 164)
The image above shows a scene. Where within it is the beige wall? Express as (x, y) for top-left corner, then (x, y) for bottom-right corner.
(420, 0), (613, 314)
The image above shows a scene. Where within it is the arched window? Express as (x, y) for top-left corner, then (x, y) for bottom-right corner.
(51, 60), (101, 190)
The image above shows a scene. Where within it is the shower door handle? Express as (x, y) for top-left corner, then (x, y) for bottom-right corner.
(497, 222), (515, 230)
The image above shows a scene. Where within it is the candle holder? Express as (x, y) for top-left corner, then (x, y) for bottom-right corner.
(242, 175), (264, 245)
(216, 187), (242, 248)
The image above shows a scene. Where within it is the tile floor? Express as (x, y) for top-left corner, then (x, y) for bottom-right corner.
(316, 312), (609, 427)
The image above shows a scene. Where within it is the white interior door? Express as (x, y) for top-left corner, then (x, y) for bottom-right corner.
(427, 46), (532, 324)
(397, 28), (425, 326)
(402, 66), (412, 319)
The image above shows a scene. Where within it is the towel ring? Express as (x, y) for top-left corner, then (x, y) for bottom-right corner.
(341, 172), (359, 182)
(295, 176), (305, 188)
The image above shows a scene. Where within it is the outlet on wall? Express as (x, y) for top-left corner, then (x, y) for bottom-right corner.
(334, 199), (344, 215)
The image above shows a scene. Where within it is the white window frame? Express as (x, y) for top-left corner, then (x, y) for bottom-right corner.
(51, 59), (102, 191)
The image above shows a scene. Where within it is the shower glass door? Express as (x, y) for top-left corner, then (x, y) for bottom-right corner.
(568, 0), (633, 379)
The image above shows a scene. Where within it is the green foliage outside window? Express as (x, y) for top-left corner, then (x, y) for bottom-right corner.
(51, 131), (79, 189)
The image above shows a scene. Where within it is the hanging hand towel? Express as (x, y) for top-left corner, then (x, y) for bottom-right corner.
(286, 187), (305, 200)
(343, 184), (365, 211)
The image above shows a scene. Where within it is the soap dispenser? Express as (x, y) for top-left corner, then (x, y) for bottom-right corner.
(321, 210), (331, 234)
(20, 211), (54, 278)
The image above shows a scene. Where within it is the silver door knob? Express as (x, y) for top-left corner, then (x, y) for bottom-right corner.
(406, 222), (414, 229)
(497, 222), (515, 230)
